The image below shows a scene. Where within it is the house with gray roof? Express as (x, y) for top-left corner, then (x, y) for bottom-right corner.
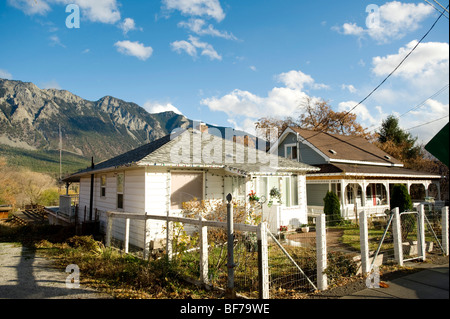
(55, 124), (319, 248)
(272, 127), (443, 220)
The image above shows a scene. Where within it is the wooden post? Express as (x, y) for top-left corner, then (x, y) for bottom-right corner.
(392, 207), (404, 266)
(417, 204), (426, 261)
(257, 222), (269, 299)
(143, 212), (150, 260)
(442, 206), (449, 256)
(199, 216), (209, 285)
(106, 212), (112, 248)
(359, 210), (370, 274)
(316, 213), (327, 291)
(226, 193), (236, 299)
(166, 210), (173, 261)
(124, 218), (130, 254)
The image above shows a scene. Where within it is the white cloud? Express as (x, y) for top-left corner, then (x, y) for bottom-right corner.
(114, 40), (153, 61)
(143, 101), (183, 115)
(49, 35), (65, 48)
(341, 84), (357, 93)
(276, 70), (329, 91)
(119, 17), (142, 35)
(337, 101), (379, 126)
(249, 65), (257, 71)
(178, 18), (237, 40)
(333, 1), (434, 44)
(162, 0), (225, 22)
(372, 41), (449, 78)
(171, 35), (222, 60)
(200, 69), (330, 133)
(7, 0), (51, 15)
(0, 69), (13, 80)
(9, 0), (121, 24)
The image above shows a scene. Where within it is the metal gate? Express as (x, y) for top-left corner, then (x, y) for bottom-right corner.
(399, 211), (424, 262)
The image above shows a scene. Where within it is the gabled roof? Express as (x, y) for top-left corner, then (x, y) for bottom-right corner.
(281, 127), (403, 167)
(64, 128), (319, 182)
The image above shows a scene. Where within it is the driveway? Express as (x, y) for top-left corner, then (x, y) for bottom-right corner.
(0, 243), (112, 299)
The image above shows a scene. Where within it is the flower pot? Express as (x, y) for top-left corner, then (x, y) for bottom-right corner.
(301, 226), (309, 233)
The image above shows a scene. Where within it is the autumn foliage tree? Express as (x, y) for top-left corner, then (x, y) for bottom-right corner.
(255, 97), (373, 141)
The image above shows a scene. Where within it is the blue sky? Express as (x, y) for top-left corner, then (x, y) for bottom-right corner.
(1, 0), (448, 144)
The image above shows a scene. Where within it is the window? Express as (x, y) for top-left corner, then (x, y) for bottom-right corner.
(170, 172), (203, 210)
(100, 175), (106, 197)
(117, 173), (124, 209)
(285, 144), (298, 160)
(346, 184), (362, 205)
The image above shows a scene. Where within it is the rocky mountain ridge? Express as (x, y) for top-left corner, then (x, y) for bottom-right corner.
(0, 78), (191, 161)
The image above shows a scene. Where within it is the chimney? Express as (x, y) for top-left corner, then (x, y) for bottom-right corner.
(195, 122), (208, 133)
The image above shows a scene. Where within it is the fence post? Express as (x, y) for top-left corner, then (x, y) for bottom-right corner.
(143, 212), (151, 260)
(316, 213), (327, 291)
(442, 206), (449, 256)
(166, 210), (173, 261)
(359, 210), (370, 274)
(417, 204), (426, 261)
(257, 222), (269, 299)
(199, 216), (209, 285)
(392, 207), (404, 266)
(124, 218), (130, 254)
(105, 212), (112, 247)
(226, 193), (236, 299)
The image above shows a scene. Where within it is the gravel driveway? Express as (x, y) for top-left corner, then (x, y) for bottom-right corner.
(0, 242), (112, 299)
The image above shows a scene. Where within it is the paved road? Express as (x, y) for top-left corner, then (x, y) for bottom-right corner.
(0, 243), (112, 299)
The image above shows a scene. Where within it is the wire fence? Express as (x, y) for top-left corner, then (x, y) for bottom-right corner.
(102, 204), (449, 299)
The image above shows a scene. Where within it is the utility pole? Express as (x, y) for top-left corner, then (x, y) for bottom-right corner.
(59, 123), (62, 181)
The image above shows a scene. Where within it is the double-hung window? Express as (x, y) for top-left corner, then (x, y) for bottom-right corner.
(117, 173), (124, 209)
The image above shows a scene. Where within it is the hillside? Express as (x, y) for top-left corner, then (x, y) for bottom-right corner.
(0, 79), (191, 163)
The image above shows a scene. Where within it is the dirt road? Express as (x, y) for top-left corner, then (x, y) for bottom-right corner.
(0, 243), (112, 299)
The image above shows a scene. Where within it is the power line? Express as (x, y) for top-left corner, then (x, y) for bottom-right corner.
(405, 115), (449, 131)
(301, 3), (449, 143)
(398, 83), (449, 118)
(424, 0), (449, 19)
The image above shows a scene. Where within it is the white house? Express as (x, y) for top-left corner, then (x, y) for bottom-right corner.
(272, 127), (443, 220)
(55, 126), (319, 248)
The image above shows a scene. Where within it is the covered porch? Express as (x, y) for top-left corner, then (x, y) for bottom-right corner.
(306, 177), (442, 220)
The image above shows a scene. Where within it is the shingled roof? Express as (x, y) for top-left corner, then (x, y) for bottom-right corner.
(63, 128), (319, 182)
(290, 127), (403, 166)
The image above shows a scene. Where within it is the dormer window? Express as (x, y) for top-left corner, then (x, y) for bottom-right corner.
(285, 144), (298, 160)
(329, 149), (337, 155)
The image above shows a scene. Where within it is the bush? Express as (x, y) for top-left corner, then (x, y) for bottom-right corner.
(390, 184), (415, 241)
(323, 191), (343, 226)
(390, 184), (412, 212)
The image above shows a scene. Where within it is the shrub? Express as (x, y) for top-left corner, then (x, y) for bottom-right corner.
(390, 184), (412, 212)
(323, 191), (343, 226)
(390, 184), (415, 241)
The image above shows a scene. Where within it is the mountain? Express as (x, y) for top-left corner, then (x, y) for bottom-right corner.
(0, 78), (191, 163)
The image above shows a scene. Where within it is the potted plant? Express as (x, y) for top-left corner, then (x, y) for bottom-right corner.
(300, 224), (310, 233)
(248, 190), (260, 202)
(278, 225), (288, 240)
(268, 187), (282, 207)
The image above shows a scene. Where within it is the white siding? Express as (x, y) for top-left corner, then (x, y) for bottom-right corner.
(205, 171), (224, 200)
(145, 167), (170, 243)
